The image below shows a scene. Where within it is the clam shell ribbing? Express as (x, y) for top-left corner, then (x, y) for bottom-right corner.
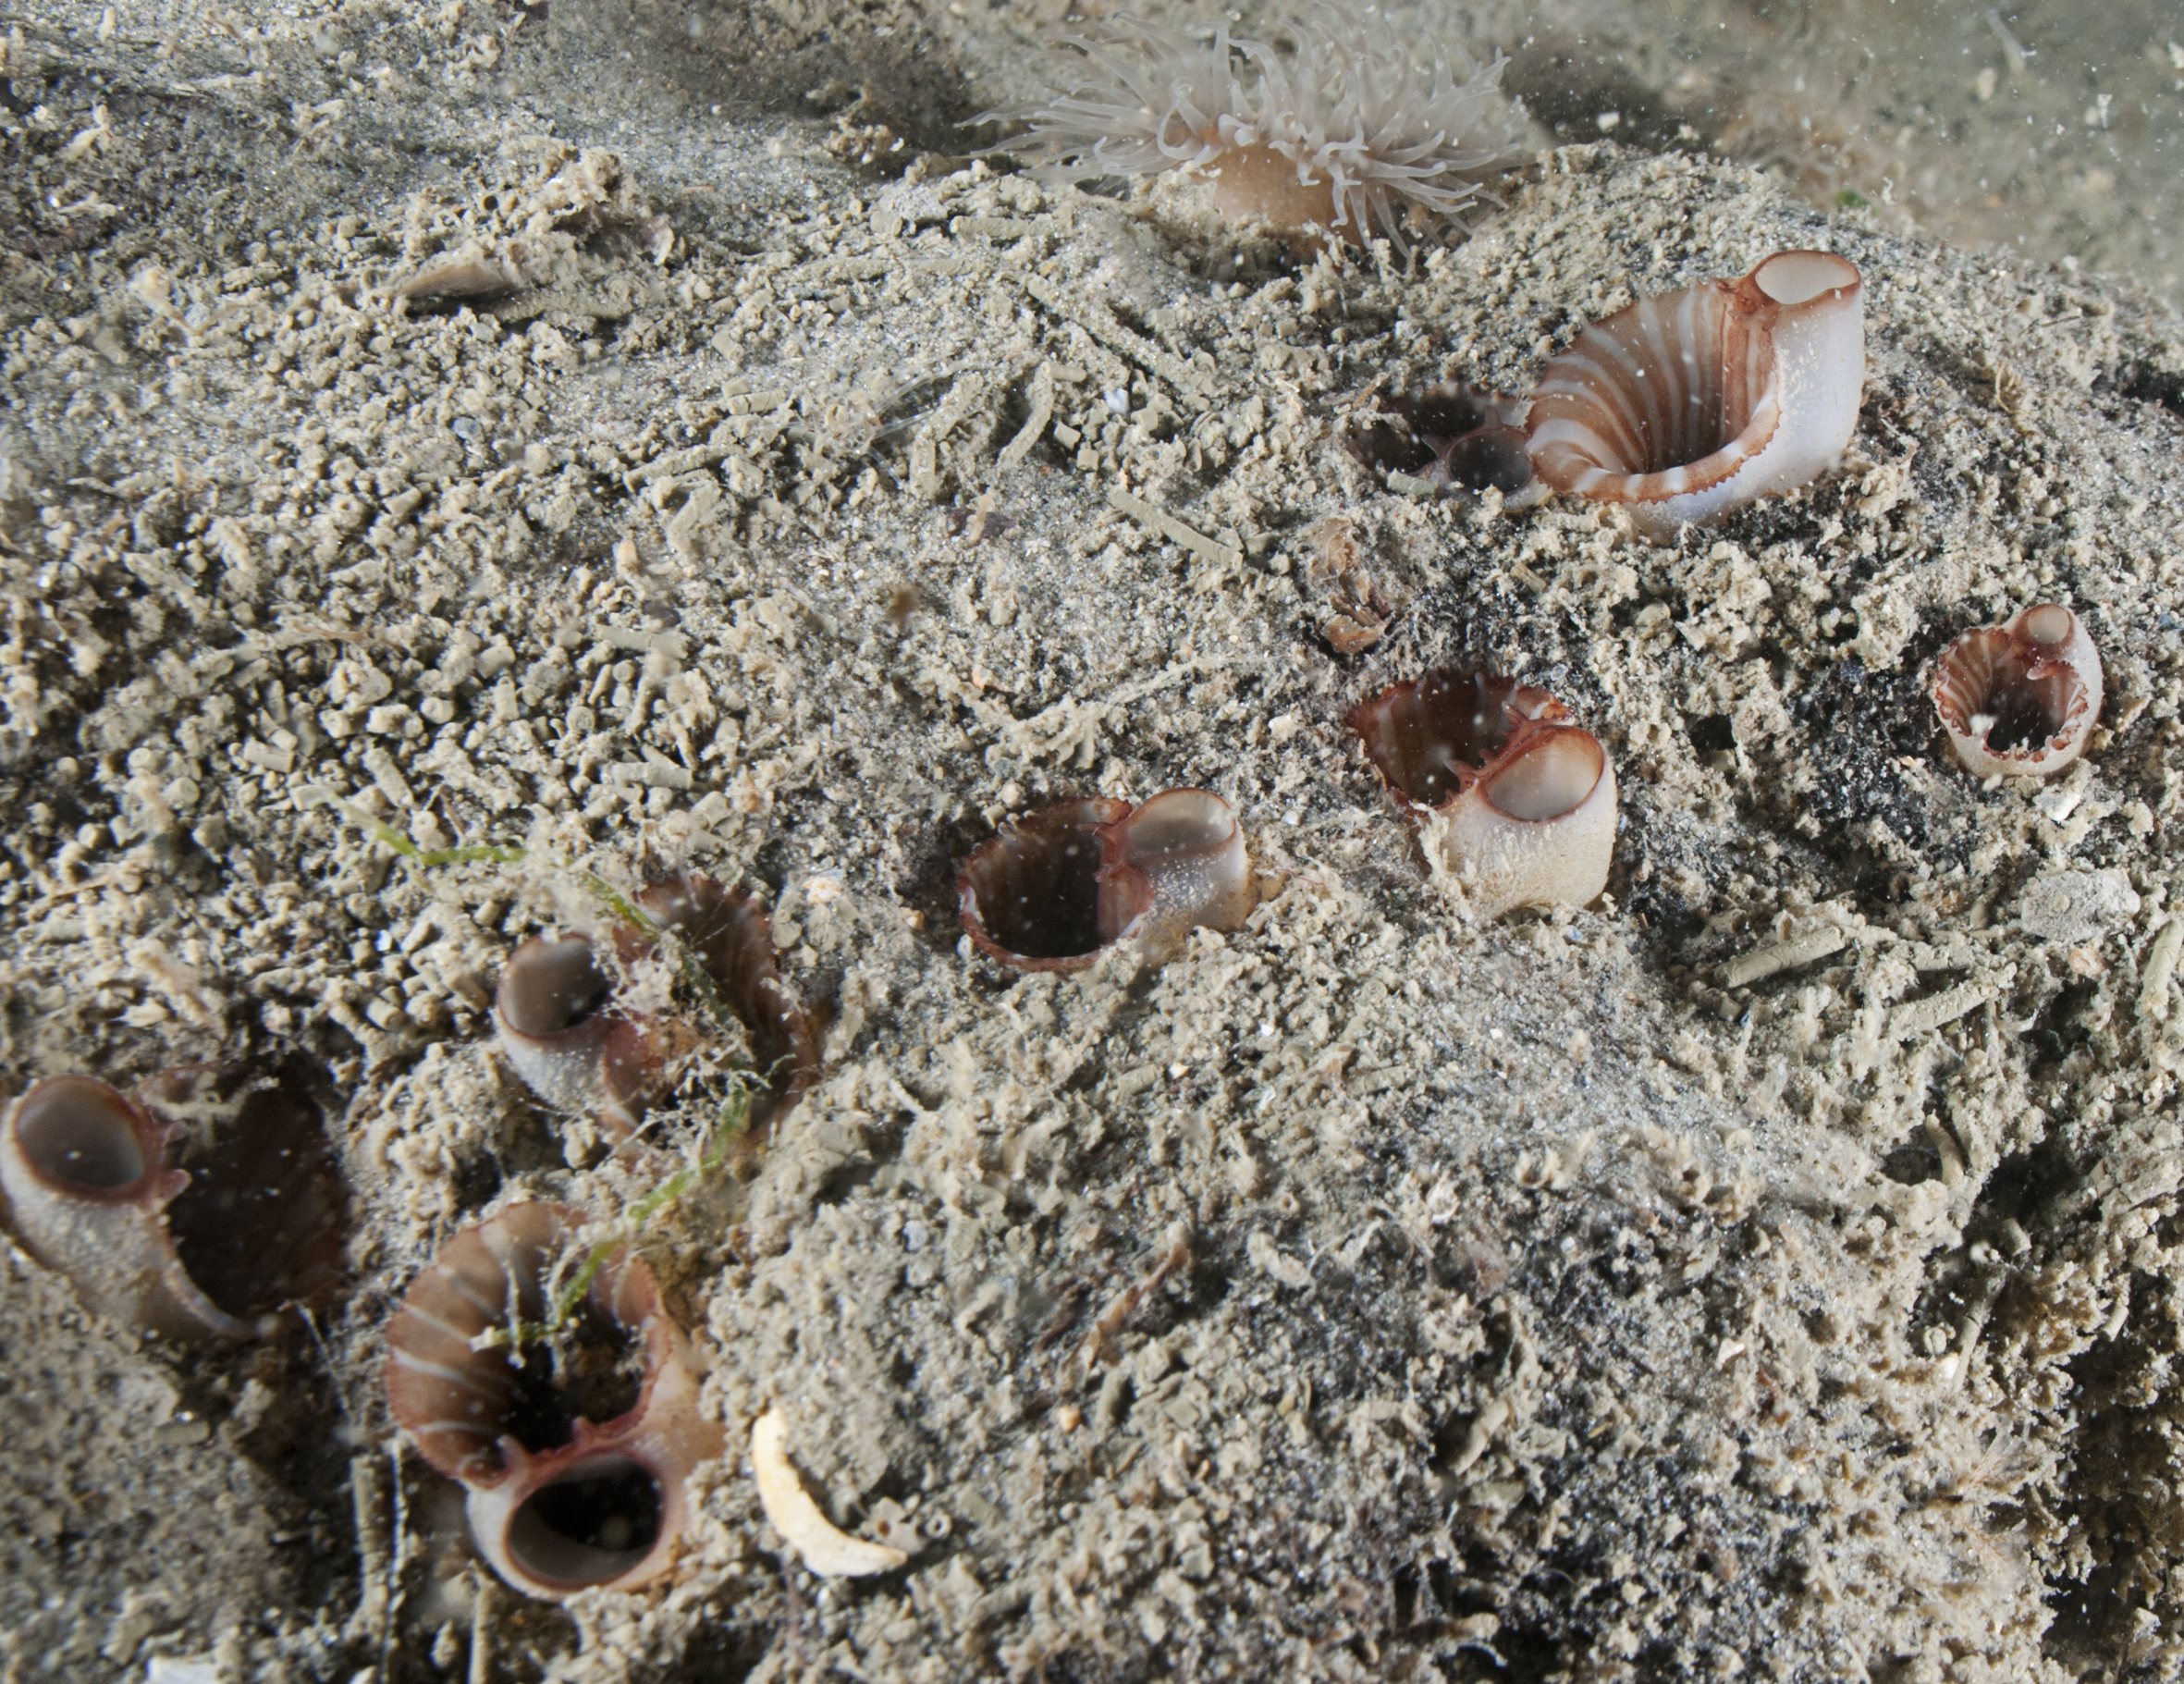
(1526, 251), (1865, 534)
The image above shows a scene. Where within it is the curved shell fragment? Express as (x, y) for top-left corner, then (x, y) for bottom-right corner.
(750, 1407), (910, 1578)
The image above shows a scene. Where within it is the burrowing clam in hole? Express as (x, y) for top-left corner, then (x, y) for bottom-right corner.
(493, 874), (818, 1142)
(1933, 603), (2103, 780)
(0, 1069), (349, 1342)
(957, 789), (1253, 970)
(1347, 670), (1618, 918)
(1525, 250), (1866, 535)
(382, 1200), (722, 1601)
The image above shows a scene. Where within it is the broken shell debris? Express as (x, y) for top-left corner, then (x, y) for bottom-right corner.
(1348, 670), (1618, 918)
(382, 1200), (721, 1601)
(957, 790), (1252, 970)
(1932, 602), (2104, 780)
(750, 1408), (910, 1579)
(0, 1071), (349, 1342)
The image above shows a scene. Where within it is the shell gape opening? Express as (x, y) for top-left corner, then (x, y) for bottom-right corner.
(1935, 628), (2083, 758)
(956, 799), (1135, 968)
(1524, 252), (1863, 533)
(500, 938), (615, 1037)
(971, 832), (1106, 961)
(1483, 731), (1606, 822)
(957, 792), (1246, 971)
(1977, 657), (2080, 756)
(505, 1458), (665, 1589)
(13, 1077), (147, 1190)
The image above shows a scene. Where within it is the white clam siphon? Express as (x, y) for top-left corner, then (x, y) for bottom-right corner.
(1933, 602), (2104, 780)
(1349, 670), (1618, 918)
(1525, 250), (1866, 535)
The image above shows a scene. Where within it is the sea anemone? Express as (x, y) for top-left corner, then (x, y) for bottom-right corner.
(985, 12), (1525, 251)
(1933, 603), (2103, 779)
(957, 789), (1253, 970)
(1525, 250), (1866, 535)
(1348, 670), (1617, 917)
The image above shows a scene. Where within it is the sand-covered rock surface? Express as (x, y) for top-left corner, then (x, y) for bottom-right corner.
(5, 1), (2184, 1679)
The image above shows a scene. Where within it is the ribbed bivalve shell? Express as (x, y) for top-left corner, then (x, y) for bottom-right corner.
(1525, 250), (1865, 535)
(1348, 670), (1618, 918)
(382, 1200), (723, 1601)
(957, 790), (1253, 970)
(1933, 603), (2103, 780)
(493, 875), (817, 1142)
(0, 1072), (349, 1341)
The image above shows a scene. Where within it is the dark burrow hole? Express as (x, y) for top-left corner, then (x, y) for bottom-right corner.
(1687, 713), (1735, 754)
(2023, 980), (2101, 1070)
(1343, 383), (1532, 493)
(958, 802), (1132, 965)
(2109, 359), (2184, 424)
(500, 1303), (645, 1451)
(165, 1079), (351, 1321)
(507, 1458), (664, 1586)
(1974, 1141), (2083, 1236)
(1349, 670), (1528, 806)
(1982, 670), (2065, 755)
(1880, 1138), (1942, 1186)
(971, 836), (1102, 958)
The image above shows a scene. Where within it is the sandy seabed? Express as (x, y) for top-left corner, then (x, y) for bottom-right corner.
(5, 0), (2184, 1679)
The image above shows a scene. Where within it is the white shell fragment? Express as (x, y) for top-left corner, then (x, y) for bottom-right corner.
(2019, 869), (2141, 944)
(750, 1408), (910, 1579)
